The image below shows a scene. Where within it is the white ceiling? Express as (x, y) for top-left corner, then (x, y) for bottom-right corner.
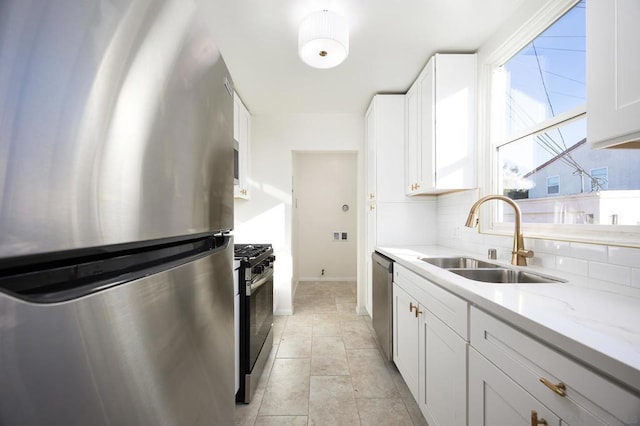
(201, 0), (527, 115)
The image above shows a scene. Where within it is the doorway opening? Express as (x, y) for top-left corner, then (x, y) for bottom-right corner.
(291, 151), (358, 302)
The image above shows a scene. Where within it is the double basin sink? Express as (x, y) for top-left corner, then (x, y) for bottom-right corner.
(420, 257), (565, 284)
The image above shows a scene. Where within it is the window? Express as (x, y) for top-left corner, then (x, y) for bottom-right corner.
(546, 176), (560, 195)
(590, 167), (608, 190)
(486, 0), (640, 244)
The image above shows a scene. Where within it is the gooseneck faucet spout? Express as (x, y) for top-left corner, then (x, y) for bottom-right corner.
(465, 195), (534, 266)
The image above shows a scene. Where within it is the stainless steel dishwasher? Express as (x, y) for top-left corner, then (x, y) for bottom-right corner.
(372, 251), (394, 361)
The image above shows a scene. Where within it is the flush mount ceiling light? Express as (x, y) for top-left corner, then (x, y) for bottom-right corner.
(298, 10), (349, 69)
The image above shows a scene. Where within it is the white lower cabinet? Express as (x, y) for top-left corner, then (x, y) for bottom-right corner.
(469, 347), (560, 426)
(393, 283), (420, 400)
(392, 264), (468, 425)
(470, 307), (640, 426)
(419, 309), (467, 426)
(391, 264), (640, 426)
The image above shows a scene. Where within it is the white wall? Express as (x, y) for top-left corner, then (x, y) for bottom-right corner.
(234, 113), (363, 315)
(293, 152), (357, 281)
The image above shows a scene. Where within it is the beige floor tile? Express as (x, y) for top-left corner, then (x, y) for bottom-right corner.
(310, 354), (350, 376)
(347, 349), (400, 399)
(313, 320), (342, 336)
(336, 302), (357, 314)
(308, 376), (359, 426)
(402, 395), (428, 426)
(311, 336), (345, 357)
(259, 359), (310, 416)
(341, 321), (378, 350)
(254, 416), (308, 426)
(237, 280), (428, 425)
(310, 336), (349, 376)
(356, 398), (414, 426)
(277, 334), (312, 358)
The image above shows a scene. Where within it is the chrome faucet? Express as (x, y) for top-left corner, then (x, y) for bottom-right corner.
(465, 195), (534, 266)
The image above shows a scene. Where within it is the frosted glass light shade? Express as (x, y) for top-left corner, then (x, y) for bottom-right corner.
(298, 10), (349, 69)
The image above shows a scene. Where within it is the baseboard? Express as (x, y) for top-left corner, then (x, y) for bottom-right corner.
(356, 303), (370, 316)
(298, 277), (356, 282)
(274, 307), (293, 316)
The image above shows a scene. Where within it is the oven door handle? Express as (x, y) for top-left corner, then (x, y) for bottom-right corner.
(248, 269), (274, 295)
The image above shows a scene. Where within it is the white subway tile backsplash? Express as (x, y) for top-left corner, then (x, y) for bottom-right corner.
(588, 262), (631, 286)
(553, 256), (589, 276)
(531, 239), (571, 256)
(569, 242), (608, 263)
(528, 252), (556, 269)
(608, 246), (640, 268)
(632, 269), (640, 289)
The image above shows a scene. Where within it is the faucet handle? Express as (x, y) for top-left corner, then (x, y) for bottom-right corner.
(515, 249), (534, 258)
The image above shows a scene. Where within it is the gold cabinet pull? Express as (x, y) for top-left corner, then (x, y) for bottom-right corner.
(530, 410), (547, 426)
(369, 193), (375, 200)
(415, 183), (420, 189)
(409, 302), (416, 312)
(414, 308), (423, 318)
(369, 204), (375, 211)
(539, 378), (566, 397)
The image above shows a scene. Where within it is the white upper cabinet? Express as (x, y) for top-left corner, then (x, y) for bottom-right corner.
(405, 54), (477, 195)
(587, 0), (640, 149)
(233, 92), (250, 199)
(366, 96), (407, 203)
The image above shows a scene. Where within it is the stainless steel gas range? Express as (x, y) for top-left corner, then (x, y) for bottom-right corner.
(234, 244), (275, 403)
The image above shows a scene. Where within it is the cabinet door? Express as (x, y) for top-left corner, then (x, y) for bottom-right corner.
(417, 59), (435, 192)
(365, 102), (377, 203)
(587, 0), (640, 148)
(469, 348), (560, 426)
(419, 308), (467, 426)
(405, 83), (419, 195)
(393, 283), (419, 400)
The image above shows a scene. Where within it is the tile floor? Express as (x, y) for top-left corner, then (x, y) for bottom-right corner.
(235, 281), (427, 426)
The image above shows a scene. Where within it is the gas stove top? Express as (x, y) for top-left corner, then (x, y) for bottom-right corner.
(234, 244), (273, 263)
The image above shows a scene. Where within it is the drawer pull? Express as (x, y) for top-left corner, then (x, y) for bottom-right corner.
(414, 308), (423, 318)
(540, 378), (566, 396)
(530, 410), (547, 426)
(409, 302), (417, 312)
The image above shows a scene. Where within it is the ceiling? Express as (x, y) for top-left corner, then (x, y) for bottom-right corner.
(200, 0), (527, 115)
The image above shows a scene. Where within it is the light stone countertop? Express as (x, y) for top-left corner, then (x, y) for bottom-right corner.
(376, 245), (640, 395)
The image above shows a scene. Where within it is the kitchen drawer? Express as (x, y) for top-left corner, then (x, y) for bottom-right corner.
(470, 307), (640, 425)
(394, 264), (468, 340)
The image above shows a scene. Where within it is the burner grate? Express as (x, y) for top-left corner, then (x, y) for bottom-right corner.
(234, 244), (272, 259)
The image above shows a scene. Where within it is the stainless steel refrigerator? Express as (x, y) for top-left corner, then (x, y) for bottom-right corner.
(0, 1), (236, 424)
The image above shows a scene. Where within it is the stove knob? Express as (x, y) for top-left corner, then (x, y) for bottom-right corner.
(252, 265), (264, 275)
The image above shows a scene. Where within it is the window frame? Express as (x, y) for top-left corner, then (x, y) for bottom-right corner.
(546, 176), (560, 195)
(477, 0), (640, 247)
(590, 166), (608, 190)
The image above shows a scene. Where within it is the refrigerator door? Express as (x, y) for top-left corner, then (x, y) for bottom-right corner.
(0, 0), (234, 258)
(0, 236), (234, 425)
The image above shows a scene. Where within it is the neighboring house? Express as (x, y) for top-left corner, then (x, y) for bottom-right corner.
(503, 138), (640, 225)
(524, 138), (640, 198)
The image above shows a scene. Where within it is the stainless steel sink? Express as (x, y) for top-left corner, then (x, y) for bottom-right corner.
(449, 268), (565, 284)
(420, 257), (500, 269)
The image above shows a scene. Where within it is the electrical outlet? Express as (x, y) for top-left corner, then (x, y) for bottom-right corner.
(341, 232), (347, 240)
(333, 232), (340, 240)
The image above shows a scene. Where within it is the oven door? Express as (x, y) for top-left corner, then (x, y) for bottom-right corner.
(248, 268), (273, 370)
